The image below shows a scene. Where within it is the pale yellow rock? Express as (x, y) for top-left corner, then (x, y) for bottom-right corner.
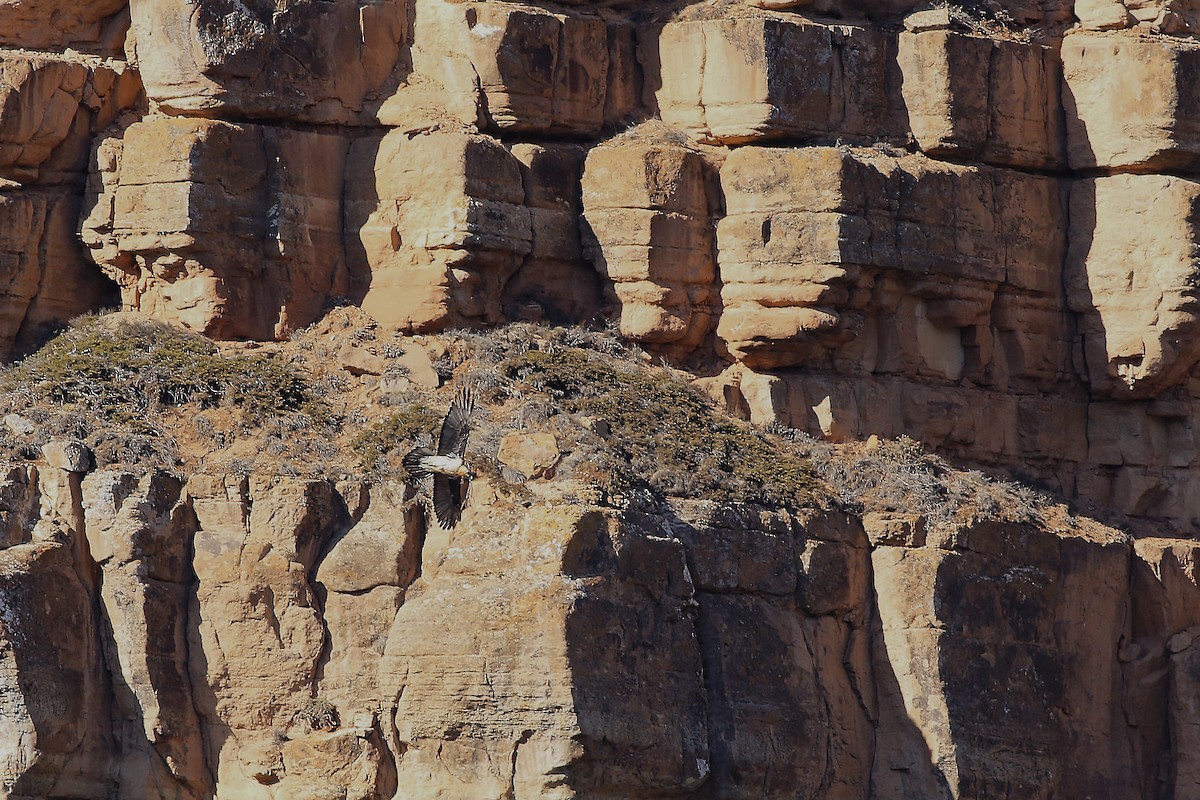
(1066, 174), (1200, 397)
(82, 471), (210, 799)
(1063, 32), (1200, 171)
(504, 143), (601, 323)
(0, 188), (116, 358)
(130, 0), (406, 123)
(716, 145), (1065, 370)
(42, 439), (91, 472)
(871, 523), (1136, 798)
(655, 14), (903, 145)
(1074, 0), (1136, 27)
(81, 117), (348, 340)
(498, 432), (561, 479)
(0, 0), (128, 53)
(897, 29), (1065, 169)
(186, 475), (338, 795)
(404, 0), (614, 135)
(343, 129), (531, 332)
(582, 127), (716, 358)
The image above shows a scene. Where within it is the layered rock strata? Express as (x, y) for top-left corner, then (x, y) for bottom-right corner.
(7, 0), (1200, 523)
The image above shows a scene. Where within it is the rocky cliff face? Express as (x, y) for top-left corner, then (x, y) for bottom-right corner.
(6, 0), (1200, 796)
(6, 0), (1200, 530)
(4, 450), (1200, 800)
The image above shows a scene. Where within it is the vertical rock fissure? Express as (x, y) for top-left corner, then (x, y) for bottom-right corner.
(178, 498), (217, 796)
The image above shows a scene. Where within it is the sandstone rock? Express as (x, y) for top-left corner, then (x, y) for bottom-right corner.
(0, 0), (128, 54)
(582, 127), (717, 358)
(872, 523), (1135, 798)
(1075, 0), (1136, 28)
(186, 475), (343, 796)
(82, 471), (210, 799)
(272, 724), (396, 800)
(497, 431), (560, 480)
(0, 466), (38, 549)
(0, 53), (142, 187)
(654, 13), (904, 145)
(503, 143), (602, 325)
(1063, 32), (1200, 172)
(316, 482), (420, 595)
(130, 0), (407, 123)
(0, 504), (110, 797)
(0, 188), (115, 358)
(897, 29), (1065, 169)
(863, 511), (928, 547)
(716, 146), (1066, 371)
(42, 438), (92, 472)
(405, 0), (615, 135)
(344, 129), (530, 332)
(81, 117), (348, 339)
(3, 414), (32, 436)
(1066, 174), (1200, 397)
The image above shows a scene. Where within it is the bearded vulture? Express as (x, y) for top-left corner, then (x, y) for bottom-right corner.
(403, 386), (475, 528)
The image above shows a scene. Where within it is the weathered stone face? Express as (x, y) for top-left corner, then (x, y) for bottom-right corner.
(654, 13), (905, 146)
(14, 4), (1200, 796)
(344, 129), (532, 332)
(130, 0), (409, 123)
(714, 145), (1066, 372)
(6, 463), (1194, 800)
(0, 0), (129, 54)
(81, 117), (348, 339)
(1062, 32), (1200, 172)
(897, 27), (1065, 170)
(581, 127), (718, 358)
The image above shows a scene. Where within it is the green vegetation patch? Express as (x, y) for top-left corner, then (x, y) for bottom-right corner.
(4, 317), (313, 424)
(349, 404), (442, 475)
(501, 346), (822, 507)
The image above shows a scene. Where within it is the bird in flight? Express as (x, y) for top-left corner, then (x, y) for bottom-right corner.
(403, 385), (476, 529)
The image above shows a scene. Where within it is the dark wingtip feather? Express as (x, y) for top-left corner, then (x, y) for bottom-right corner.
(432, 474), (467, 529)
(402, 446), (434, 479)
(438, 383), (477, 457)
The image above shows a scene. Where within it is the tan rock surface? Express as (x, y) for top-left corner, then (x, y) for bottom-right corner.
(13, 2), (1200, 796)
(81, 117), (348, 339)
(1063, 32), (1200, 171)
(83, 471), (210, 799)
(898, 28), (1065, 169)
(0, 51), (141, 187)
(716, 145), (1065, 371)
(0, 421), (1189, 799)
(0, 0), (129, 54)
(654, 13), (904, 145)
(398, 0), (637, 135)
(0, 188), (116, 357)
(130, 0), (407, 123)
(582, 127), (717, 357)
(344, 129), (531, 332)
(1066, 174), (1200, 397)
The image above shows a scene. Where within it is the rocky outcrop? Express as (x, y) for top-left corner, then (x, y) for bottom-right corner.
(3, 458), (1200, 798)
(9, 5), (1200, 795)
(7, 0), (1200, 528)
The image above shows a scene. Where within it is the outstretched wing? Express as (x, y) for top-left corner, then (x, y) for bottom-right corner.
(437, 385), (475, 457)
(432, 474), (468, 528)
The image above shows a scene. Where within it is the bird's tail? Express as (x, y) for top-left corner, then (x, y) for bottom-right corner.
(403, 447), (435, 479)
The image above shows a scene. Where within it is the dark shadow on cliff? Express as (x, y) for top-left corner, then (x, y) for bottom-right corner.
(931, 523), (1140, 799)
(5, 476), (115, 799)
(560, 502), (954, 800)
